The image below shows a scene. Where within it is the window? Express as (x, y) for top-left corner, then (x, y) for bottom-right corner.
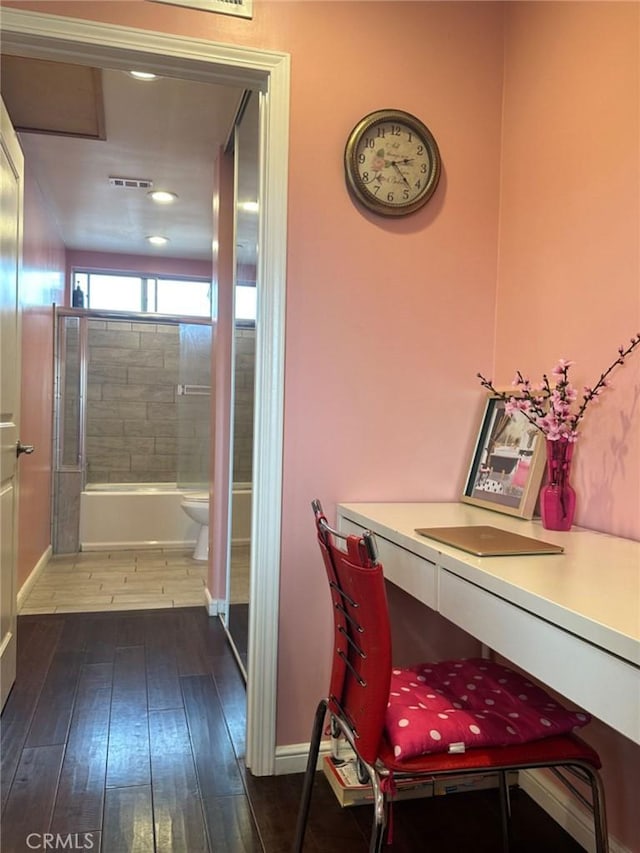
(73, 270), (212, 319)
(81, 273), (143, 313)
(73, 270), (257, 323)
(236, 283), (257, 323)
(155, 278), (211, 317)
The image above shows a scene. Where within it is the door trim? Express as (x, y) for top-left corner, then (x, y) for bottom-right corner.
(0, 8), (289, 776)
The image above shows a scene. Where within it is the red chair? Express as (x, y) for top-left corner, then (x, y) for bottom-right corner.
(292, 500), (608, 853)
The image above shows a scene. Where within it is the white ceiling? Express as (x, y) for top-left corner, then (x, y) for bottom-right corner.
(2, 58), (259, 264)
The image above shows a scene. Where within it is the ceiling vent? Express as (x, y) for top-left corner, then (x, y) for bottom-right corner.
(151, 0), (252, 19)
(109, 177), (153, 189)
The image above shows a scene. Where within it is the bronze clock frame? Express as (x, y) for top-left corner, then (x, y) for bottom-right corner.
(344, 109), (441, 217)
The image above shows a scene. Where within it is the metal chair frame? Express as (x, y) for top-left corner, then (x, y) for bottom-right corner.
(292, 500), (608, 853)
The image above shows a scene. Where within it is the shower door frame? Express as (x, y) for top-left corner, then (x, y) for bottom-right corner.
(54, 311), (88, 476)
(55, 307), (214, 489)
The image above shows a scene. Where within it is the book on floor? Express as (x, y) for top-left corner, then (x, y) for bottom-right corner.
(322, 755), (517, 808)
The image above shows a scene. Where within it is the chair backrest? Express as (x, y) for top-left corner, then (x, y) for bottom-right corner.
(312, 500), (392, 765)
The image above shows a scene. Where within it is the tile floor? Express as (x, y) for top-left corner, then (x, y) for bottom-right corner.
(19, 543), (250, 615)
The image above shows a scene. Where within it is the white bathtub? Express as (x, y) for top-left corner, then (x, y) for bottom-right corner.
(79, 482), (252, 551)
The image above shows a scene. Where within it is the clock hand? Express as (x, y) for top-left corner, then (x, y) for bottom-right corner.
(390, 161), (410, 188)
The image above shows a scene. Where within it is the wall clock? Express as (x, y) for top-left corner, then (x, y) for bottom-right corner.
(344, 109), (441, 216)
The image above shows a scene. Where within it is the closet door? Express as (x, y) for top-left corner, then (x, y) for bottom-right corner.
(226, 90), (259, 678)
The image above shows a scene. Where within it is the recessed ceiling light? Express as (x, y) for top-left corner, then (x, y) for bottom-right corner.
(239, 201), (259, 213)
(148, 190), (178, 204)
(129, 70), (158, 81)
(146, 235), (169, 246)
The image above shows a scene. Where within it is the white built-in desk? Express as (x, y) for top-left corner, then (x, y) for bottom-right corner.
(337, 502), (640, 745)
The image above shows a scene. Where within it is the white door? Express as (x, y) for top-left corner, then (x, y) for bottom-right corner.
(0, 97), (24, 710)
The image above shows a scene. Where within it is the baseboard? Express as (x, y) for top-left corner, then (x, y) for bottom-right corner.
(274, 741), (332, 776)
(17, 546), (52, 613)
(81, 540), (196, 551)
(520, 769), (627, 853)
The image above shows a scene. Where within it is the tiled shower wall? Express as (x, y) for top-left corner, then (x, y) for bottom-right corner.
(84, 320), (255, 485)
(232, 327), (255, 484)
(86, 320), (184, 483)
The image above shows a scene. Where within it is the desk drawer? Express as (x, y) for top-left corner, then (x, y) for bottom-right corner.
(340, 518), (438, 610)
(440, 569), (640, 744)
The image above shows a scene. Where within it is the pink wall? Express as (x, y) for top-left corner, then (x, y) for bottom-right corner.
(497, 1), (640, 541)
(277, 0), (504, 746)
(18, 163), (66, 589)
(496, 5), (640, 847)
(9, 2), (638, 847)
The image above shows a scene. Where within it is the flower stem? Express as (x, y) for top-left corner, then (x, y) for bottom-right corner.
(476, 332), (640, 440)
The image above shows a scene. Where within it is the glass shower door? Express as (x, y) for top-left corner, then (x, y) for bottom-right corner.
(176, 322), (213, 491)
(53, 313), (85, 553)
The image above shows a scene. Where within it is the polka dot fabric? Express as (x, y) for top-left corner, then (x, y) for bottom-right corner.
(386, 658), (590, 761)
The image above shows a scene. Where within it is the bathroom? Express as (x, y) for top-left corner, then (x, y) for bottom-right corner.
(22, 303), (254, 621)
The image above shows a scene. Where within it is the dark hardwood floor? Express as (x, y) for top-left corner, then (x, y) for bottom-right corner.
(1, 608), (585, 852)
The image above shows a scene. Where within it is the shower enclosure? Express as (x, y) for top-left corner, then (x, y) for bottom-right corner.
(52, 309), (213, 553)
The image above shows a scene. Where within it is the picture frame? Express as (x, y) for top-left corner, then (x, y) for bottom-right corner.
(150, 0), (253, 19)
(461, 395), (546, 519)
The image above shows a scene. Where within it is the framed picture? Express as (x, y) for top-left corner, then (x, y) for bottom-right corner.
(150, 0), (253, 19)
(461, 395), (546, 519)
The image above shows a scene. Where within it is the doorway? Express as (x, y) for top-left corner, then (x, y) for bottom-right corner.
(0, 7), (289, 777)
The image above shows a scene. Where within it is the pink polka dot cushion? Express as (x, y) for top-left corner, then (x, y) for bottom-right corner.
(386, 658), (590, 761)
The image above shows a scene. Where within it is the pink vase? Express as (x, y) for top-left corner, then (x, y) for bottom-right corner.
(540, 438), (576, 531)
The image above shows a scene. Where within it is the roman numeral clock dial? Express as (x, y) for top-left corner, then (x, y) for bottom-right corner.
(344, 109), (441, 216)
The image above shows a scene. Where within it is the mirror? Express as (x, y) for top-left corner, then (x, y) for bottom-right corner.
(225, 91), (259, 676)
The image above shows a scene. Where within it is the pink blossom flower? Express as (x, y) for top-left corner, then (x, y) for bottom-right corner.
(551, 359), (574, 378)
(476, 333), (640, 442)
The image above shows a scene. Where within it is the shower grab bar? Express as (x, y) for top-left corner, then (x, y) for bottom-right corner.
(177, 384), (211, 396)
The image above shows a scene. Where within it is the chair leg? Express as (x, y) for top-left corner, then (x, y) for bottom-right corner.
(370, 800), (387, 853)
(330, 715), (341, 758)
(551, 763), (609, 853)
(292, 699), (328, 853)
(498, 770), (511, 853)
(587, 769), (609, 853)
(366, 765), (387, 853)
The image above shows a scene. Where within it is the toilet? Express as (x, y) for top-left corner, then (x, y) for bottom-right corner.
(181, 491), (210, 560)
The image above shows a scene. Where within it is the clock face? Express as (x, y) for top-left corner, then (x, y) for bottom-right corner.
(344, 110), (441, 216)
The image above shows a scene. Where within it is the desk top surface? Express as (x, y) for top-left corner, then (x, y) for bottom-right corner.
(337, 502), (640, 666)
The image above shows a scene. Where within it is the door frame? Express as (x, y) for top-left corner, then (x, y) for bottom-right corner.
(0, 8), (289, 777)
